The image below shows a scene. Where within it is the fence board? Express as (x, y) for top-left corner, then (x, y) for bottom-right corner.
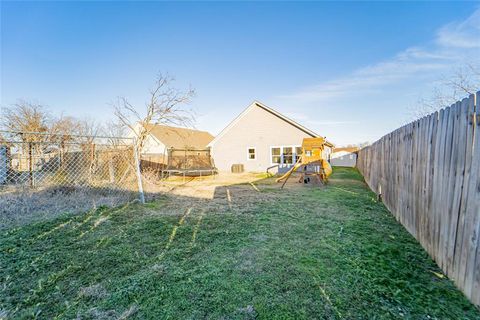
(461, 92), (480, 299)
(357, 91), (479, 306)
(449, 98), (470, 284)
(445, 101), (461, 275)
(440, 105), (455, 270)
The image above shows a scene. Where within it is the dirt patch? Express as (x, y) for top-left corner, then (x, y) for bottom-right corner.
(236, 247), (262, 273)
(146, 172), (329, 216)
(236, 305), (257, 319)
(79, 284), (109, 300)
(142, 172), (272, 199)
(75, 304), (137, 320)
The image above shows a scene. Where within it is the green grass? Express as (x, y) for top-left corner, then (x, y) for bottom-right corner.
(1, 167), (479, 319)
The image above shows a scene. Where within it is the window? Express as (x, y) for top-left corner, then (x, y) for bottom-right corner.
(295, 147), (302, 162)
(271, 146), (301, 165)
(283, 147), (293, 164)
(271, 147), (281, 164)
(248, 148), (256, 160)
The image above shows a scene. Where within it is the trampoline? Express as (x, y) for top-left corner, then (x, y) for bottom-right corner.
(162, 148), (217, 179)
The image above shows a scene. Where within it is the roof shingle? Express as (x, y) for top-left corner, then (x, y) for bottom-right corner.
(144, 124), (214, 149)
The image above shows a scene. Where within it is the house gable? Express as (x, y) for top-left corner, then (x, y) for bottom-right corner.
(127, 123), (166, 155)
(208, 101), (318, 148)
(209, 101), (329, 172)
(143, 134), (166, 155)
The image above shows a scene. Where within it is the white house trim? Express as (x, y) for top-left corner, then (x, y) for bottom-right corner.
(269, 145), (301, 166)
(246, 147), (256, 161)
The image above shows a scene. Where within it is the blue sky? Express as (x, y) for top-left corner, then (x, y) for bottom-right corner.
(1, 1), (479, 145)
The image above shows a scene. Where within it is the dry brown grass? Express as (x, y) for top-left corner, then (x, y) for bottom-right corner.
(0, 171), (316, 229)
(0, 186), (137, 229)
(140, 171), (325, 217)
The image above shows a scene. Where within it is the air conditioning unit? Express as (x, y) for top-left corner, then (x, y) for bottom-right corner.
(231, 164), (244, 173)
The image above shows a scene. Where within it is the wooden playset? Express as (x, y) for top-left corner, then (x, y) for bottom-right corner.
(276, 137), (332, 188)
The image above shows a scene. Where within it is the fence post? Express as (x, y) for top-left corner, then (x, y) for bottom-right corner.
(89, 142), (95, 182)
(28, 142), (35, 187)
(133, 139), (145, 204)
(0, 145), (7, 185)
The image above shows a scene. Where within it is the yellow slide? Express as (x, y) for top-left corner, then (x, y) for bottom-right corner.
(276, 157), (303, 183)
(321, 159), (333, 178)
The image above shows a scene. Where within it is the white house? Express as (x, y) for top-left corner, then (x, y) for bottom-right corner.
(129, 123), (214, 163)
(208, 101), (334, 173)
(330, 147), (358, 167)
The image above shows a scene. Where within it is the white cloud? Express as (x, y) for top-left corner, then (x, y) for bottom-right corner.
(284, 112), (359, 127)
(278, 50), (449, 103)
(270, 8), (480, 146)
(278, 8), (480, 104)
(436, 8), (480, 48)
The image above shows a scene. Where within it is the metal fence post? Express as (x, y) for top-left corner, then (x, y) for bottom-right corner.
(133, 139), (145, 204)
(28, 142), (35, 187)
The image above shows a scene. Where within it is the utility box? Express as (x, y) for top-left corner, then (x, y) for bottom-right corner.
(231, 164), (244, 173)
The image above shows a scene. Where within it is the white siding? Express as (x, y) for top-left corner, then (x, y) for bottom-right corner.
(127, 124), (166, 155)
(330, 152), (357, 167)
(210, 105), (318, 172)
(142, 135), (166, 155)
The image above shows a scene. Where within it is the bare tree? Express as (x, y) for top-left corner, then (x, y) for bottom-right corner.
(411, 63), (480, 119)
(443, 63), (480, 96)
(113, 74), (195, 152)
(1, 101), (51, 141)
(102, 120), (127, 146)
(0, 101), (54, 185)
(51, 115), (82, 142)
(73, 118), (103, 146)
(342, 142), (370, 149)
(1, 101), (84, 142)
(48, 116), (83, 166)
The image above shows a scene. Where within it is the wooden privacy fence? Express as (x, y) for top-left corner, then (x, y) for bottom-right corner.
(357, 92), (480, 306)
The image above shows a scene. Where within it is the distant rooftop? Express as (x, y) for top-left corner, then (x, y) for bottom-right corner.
(143, 123), (214, 149)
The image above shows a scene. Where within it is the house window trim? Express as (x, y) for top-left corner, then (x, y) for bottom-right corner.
(270, 146), (282, 165)
(270, 145), (301, 165)
(247, 147), (256, 161)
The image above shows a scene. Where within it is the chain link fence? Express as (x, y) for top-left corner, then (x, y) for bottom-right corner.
(0, 131), (144, 228)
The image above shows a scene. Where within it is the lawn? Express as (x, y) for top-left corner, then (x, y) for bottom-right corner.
(1, 167), (479, 319)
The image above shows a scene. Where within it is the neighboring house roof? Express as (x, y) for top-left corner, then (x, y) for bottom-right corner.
(208, 100), (334, 148)
(333, 147), (359, 153)
(144, 123), (214, 149)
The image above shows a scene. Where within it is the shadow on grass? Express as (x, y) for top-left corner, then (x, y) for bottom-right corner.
(1, 167), (479, 319)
